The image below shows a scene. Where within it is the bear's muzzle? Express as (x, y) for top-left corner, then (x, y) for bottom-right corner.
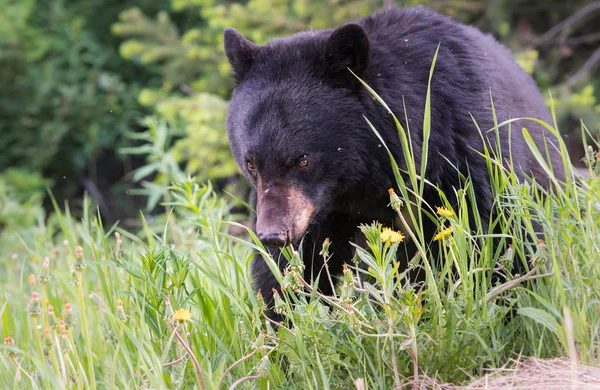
(255, 183), (315, 247)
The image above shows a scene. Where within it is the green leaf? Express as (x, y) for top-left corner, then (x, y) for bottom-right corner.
(518, 307), (559, 335)
(132, 161), (161, 182)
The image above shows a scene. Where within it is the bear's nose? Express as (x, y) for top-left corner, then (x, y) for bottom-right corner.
(257, 230), (288, 247)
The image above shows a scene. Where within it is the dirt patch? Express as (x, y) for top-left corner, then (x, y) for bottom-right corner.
(395, 358), (600, 389)
(463, 358), (600, 390)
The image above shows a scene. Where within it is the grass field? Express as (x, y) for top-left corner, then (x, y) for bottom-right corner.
(1, 73), (599, 388)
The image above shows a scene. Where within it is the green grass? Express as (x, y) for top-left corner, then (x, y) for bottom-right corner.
(1, 64), (599, 387)
(1, 132), (599, 389)
(1, 144), (599, 388)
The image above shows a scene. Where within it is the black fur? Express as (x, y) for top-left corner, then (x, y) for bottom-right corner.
(224, 7), (564, 315)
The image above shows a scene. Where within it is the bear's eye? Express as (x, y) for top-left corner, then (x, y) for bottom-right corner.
(299, 158), (309, 168)
(246, 161), (255, 171)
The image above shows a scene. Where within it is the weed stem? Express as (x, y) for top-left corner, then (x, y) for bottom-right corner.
(218, 348), (259, 389)
(77, 272), (96, 390)
(171, 322), (205, 390)
(229, 374), (263, 390)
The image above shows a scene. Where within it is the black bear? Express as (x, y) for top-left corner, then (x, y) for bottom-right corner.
(223, 6), (565, 313)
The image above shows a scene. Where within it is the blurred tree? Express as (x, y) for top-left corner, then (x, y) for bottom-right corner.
(113, 0), (598, 197)
(113, 0), (399, 200)
(0, 168), (49, 256)
(112, 1), (388, 95)
(0, 0), (168, 209)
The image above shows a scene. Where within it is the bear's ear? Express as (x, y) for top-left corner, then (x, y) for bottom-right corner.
(323, 23), (370, 84)
(224, 27), (258, 81)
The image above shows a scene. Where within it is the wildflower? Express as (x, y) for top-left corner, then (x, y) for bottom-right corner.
(70, 269), (79, 285)
(340, 285), (354, 304)
(436, 206), (454, 218)
(319, 237), (331, 258)
(256, 290), (266, 314)
(281, 270), (298, 292)
(60, 329), (70, 351)
(584, 145), (595, 167)
(4, 336), (16, 359)
(116, 300), (127, 322)
(342, 263), (353, 285)
(433, 226), (453, 241)
(28, 274), (36, 287)
(28, 292), (42, 318)
(115, 232), (123, 260)
(164, 296), (174, 322)
(531, 239), (548, 268)
(282, 250), (304, 292)
(4, 336), (14, 346)
(32, 257), (39, 264)
(272, 288), (286, 316)
(174, 308), (192, 323)
(265, 319), (275, 336)
(499, 244), (515, 272)
(73, 246), (86, 272)
(48, 305), (58, 328)
(254, 330), (265, 349)
(346, 305), (358, 330)
(51, 247), (59, 259)
(340, 266), (354, 304)
(381, 228), (405, 243)
(408, 251), (421, 270)
(42, 328), (53, 352)
(62, 303), (75, 329)
(289, 249), (304, 273)
(388, 188), (403, 212)
(351, 251), (361, 266)
(38, 257), (51, 285)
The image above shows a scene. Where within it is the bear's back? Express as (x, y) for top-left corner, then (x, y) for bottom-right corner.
(356, 7), (563, 183)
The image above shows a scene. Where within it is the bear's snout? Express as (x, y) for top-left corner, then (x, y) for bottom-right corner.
(255, 184), (315, 247)
(257, 229), (289, 247)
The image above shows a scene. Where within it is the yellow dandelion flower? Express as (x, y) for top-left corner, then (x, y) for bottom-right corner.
(436, 207), (454, 218)
(381, 228), (405, 243)
(434, 227), (453, 241)
(174, 308), (192, 323)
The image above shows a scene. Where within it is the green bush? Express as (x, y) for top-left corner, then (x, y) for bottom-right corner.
(0, 0), (159, 201)
(0, 168), (49, 261)
(112, 0), (394, 190)
(112, 0), (599, 191)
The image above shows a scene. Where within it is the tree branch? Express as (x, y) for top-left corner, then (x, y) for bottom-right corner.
(530, 1), (600, 48)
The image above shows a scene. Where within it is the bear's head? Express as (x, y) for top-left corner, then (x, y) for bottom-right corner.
(224, 24), (377, 247)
